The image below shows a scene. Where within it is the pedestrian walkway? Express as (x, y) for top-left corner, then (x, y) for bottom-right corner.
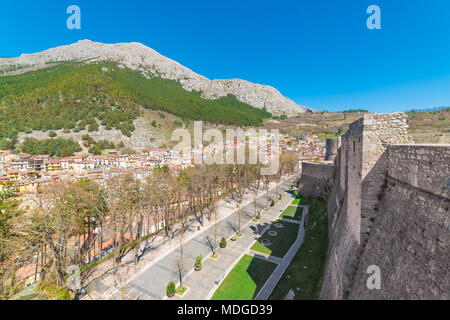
(172, 187), (296, 300)
(280, 217), (302, 224)
(254, 205), (308, 300)
(96, 175), (300, 300)
(197, 201), (307, 300)
(247, 251), (283, 264)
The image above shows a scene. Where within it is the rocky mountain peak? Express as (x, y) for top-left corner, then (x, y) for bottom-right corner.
(0, 40), (311, 115)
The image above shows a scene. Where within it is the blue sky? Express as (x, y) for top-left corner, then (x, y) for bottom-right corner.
(1, 0), (450, 112)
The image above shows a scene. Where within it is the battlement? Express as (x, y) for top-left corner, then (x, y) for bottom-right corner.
(298, 112), (449, 300)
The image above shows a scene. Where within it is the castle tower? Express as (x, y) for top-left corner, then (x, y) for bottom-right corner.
(325, 138), (338, 162)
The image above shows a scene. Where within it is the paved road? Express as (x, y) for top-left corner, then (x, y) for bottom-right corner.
(108, 176), (298, 300)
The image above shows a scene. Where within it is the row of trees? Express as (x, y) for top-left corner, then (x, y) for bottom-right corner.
(0, 152), (299, 299)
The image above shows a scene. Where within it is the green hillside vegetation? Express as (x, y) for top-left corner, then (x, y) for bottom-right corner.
(20, 137), (82, 157)
(406, 107), (450, 133)
(264, 111), (366, 139)
(0, 61), (271, 150)
(267, 107), (449, 141)
(82, 134), (115, 155)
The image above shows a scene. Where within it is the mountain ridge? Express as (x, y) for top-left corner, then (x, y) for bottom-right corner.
(0, 40), (311, 115)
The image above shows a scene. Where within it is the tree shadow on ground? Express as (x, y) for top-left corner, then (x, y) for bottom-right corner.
(245, 255), (278, 299)
(251, 221), (271, 237)
(286, 189), (297, 197)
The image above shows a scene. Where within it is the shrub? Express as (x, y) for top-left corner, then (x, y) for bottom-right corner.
(89, 145), (102, 155)
(87, 123), (99, 132)
(167, 282), (176, 297)
(257, 211), (261, 219)
(48, 131), (57, 138)
(56, 287), (71, 300)
(270, 200), (275, 207)
(195, 255), (202, 268)
(220, 237), (227, 248)
(37, 280), (71, 300)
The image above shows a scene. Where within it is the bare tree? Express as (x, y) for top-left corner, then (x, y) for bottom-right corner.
(262, 174), (272, 208)
(0, 182), (23, 298)
(233, 164), (251, 235)
(110, 258), (132, 300)
(106, 174), (141, 264)
(249, 164), (262, 219)
(204, 164), (222, 256)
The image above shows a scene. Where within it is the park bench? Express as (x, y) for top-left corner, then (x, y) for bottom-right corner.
(215, 274), (225, 285)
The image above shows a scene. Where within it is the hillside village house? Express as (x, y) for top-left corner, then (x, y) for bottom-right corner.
(0, 136), (325, 195)
(45, 159), (61, 173)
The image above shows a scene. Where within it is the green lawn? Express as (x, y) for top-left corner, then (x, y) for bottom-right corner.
(211, 254), (277, 300)
(291, 196), (306, 205)
(269, 197), (328, 300)
(280, 205), (304, 220)
(250, 221), (300, 258)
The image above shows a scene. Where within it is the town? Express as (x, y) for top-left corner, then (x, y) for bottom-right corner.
(0, 134), (325, 195)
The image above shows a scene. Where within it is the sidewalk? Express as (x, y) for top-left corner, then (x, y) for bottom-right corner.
(254, 205), (308, 300)
(174, 189), (296, 300)
(82, 173), (300, 300)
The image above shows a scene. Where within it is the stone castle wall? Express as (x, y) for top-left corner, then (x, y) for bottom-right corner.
(298, 162), (335, 198)
(349, 145), (449, 299)
(303, 113), (450, 300)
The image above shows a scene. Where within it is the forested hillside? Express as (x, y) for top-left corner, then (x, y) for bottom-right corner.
(0, 61), (271, 150)
(21, 137), (82, 157)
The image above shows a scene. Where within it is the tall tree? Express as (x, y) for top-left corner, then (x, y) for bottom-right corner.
(0, 182), (22, 299)
(106, 174), (141, 263)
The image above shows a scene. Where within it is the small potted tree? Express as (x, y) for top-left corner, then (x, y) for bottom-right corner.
(220, 237), (227, 248)
(231, 233), (242, 241)
(194, 255), (202, 271)
(166, 281), (176, 298)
